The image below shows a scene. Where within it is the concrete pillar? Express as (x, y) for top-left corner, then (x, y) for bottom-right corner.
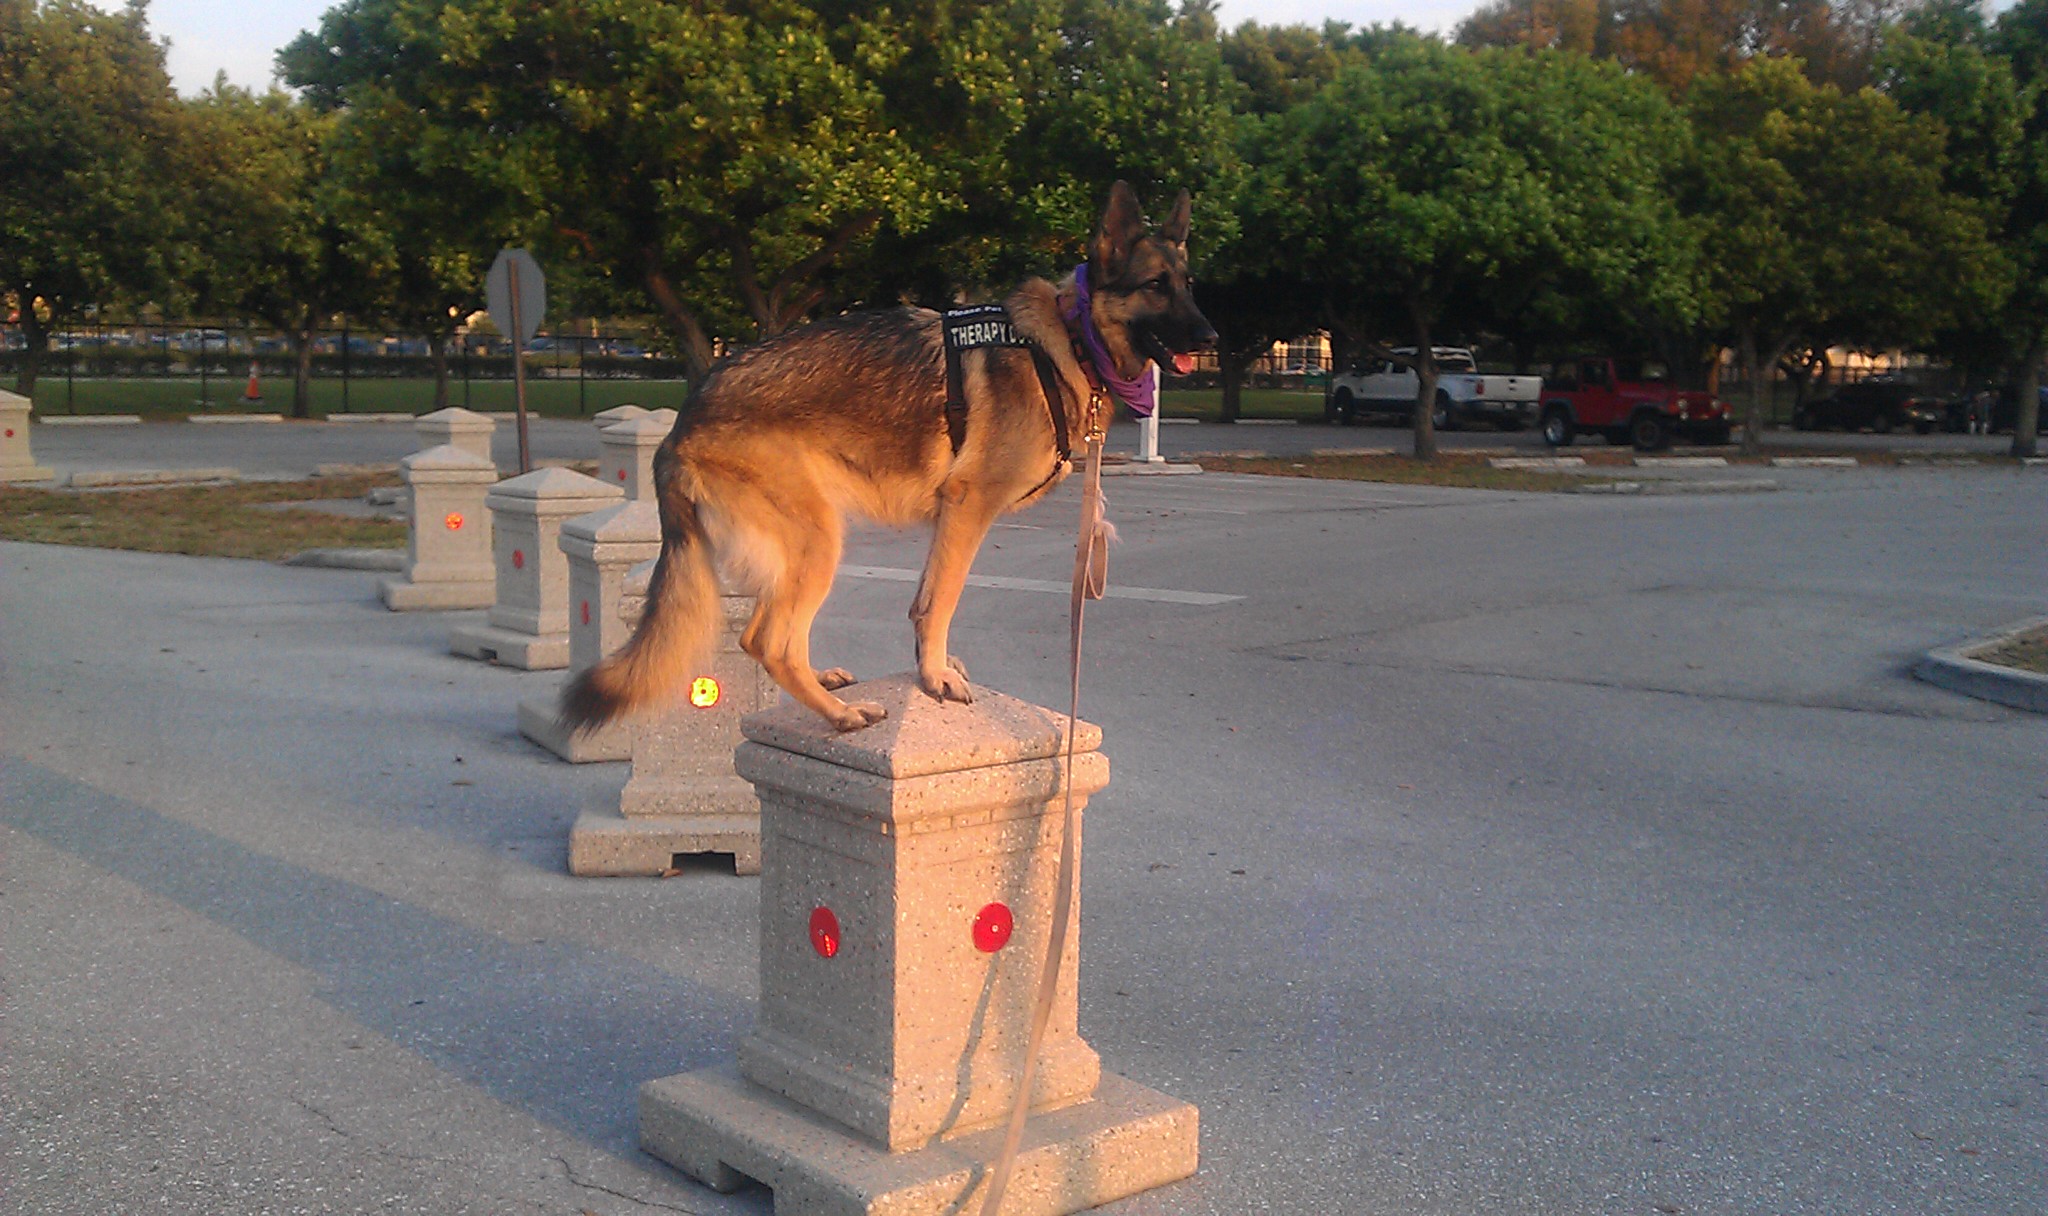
(638, 675), (1198, 1214)
(591, 403), (650, 431)
(0, 389), (54, 483)
(379, 444), (498, 611)
(597, 409), (677, 502)
(414, 406), (497, 467)
(569, 594), (770, 873)
(449, 467), (623, 669)
(517, 500), (662, 762)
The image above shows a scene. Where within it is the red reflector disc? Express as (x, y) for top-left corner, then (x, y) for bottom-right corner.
(512, 549), (524, 569)
(972, 902), (1013, 953)
(809, 907), (840, 958)
(444, 512), (463, 531)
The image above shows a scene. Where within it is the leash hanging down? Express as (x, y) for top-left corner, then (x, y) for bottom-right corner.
(976, 390), (1109, 1216)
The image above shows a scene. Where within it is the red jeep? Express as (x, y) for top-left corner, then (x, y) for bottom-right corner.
(1539, 357), (1733, 451)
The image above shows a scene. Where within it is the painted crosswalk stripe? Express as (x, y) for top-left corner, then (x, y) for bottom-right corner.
(839, 565), (1241, 605)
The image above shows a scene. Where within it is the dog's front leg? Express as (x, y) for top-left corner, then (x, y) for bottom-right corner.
(910, 490), (1001, 703)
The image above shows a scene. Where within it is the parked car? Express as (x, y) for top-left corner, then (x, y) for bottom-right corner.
(1538, 356), (1732, 450)
(1326, 347), (1542, 430)
(1793, 378), (1946, 434)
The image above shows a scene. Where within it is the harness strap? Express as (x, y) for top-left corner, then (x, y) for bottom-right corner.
(942, 303), (1074, 469)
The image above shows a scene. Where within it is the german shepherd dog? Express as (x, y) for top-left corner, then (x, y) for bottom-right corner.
(558, 181), (1214, 733)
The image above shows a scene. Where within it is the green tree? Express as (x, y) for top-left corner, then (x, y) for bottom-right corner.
(1683, 57), (2000, 449)
(1988, 0), (2048, 455)
(1261, 39), (1697, 458)
(180, 87), (388, 418)
(1875, 13), (2027, 394)
(0, 0), (184, 396)
(286, 0), (952, 378)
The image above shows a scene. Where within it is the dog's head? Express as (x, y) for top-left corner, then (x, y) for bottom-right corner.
(1087, 181), (1217, 378)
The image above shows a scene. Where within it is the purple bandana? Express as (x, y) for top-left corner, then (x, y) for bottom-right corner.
(1061, 263), (1156, 418)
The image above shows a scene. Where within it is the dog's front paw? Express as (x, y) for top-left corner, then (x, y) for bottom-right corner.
(830, 701), (888, 732)
(816, 667), (856, 691)
(919, 666), (974, 705)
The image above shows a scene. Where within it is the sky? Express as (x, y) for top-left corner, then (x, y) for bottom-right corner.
(143, 1), (1480, 96)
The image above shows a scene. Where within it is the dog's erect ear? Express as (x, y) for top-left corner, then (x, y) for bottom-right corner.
(1161, 189), (1192, 251)
(1091, 180), (1147, 278)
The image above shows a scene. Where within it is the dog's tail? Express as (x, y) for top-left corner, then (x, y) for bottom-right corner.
(556, 495), (722, 734)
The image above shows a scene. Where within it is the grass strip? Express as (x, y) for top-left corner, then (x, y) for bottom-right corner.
(1195, 451), (1627, 492)
(1972, 626), (2048, 676)
(0, 473), (404, 561)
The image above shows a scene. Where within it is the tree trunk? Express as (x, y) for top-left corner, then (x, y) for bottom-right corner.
(429, 331), (451, 411)
(1410, 311), (1439, 462)
(2013, 338), (2043, 460)
(1218, 338), (1255, 424)
(642, 259), (715, 379)
(14, 304), (48, 399)
(290, 314), (315, 420)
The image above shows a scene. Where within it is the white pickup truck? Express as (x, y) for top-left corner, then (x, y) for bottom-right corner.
(1326, 347), (1543, 431)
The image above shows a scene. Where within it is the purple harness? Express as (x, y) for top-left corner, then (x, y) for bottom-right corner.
(1061, 263), (1156, 418)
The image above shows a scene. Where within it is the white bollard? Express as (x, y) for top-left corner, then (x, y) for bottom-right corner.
(637, 676), (1199, 1211)
(449, 467), (623, 669)
(597, 409), (676, 502)
(0, 389), (54, 483)
(517, 500), (662, 761)
(413, 406), (497, 467)
(1137, 364), (1164, 463)
(378, 444), (498, 611)
(568, 593), (770, 875)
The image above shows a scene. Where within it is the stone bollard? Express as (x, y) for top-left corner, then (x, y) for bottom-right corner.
(516, 500), (663, 762)
(638, 675), (1199, 1215)
(449, 467), (623, 669)
(0, 390), (54, 483)
(379, 444), (498, 611)
(414, 406), (498, 467)
(569, 594), (771, 874)
(597, 409), (676, 501)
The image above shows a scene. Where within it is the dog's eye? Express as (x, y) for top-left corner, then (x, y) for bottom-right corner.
(1145, 277), (1169, 294)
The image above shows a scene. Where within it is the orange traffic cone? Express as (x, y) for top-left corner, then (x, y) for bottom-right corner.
(241, 361), (262, 402)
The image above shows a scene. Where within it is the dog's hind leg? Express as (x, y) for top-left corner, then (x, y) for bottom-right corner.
(741, 502), (886, 731)
(909, 487), (1004, 704)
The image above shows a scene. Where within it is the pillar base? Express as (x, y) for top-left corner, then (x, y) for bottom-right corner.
(0, 464), (54, 483)
(569, 807), (760, 876)
(640, 1065), (1196, 1216)
(449, 621), (569, 669)
(517, 692), (633, 762)
(379, 575), (495, 611)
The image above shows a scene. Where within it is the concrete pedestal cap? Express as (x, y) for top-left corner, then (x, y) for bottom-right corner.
(400, 443), (498, 481)
(741, 674), (1102, 780)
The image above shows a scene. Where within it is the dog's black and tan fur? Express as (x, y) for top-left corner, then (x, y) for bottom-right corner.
(558, 181), (1214, 733)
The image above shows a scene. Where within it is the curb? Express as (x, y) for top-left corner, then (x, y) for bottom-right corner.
(1099, 461), (1203, 477)
(1913, 615), (2048, 713)
(322, 413), (417, 424)
(39, 415), (141, 427)
(188, 413), (284, 424)
(282, 548), (406, 572)
(1571, 478), (1779, 495)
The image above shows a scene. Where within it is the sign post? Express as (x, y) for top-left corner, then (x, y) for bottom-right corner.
(486, 248), (546, 474)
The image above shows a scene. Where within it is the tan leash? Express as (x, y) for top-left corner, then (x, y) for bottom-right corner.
(976, 393), (1109, 1216)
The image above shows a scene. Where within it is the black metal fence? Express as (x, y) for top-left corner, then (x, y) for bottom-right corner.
(1, 320), (690, 415)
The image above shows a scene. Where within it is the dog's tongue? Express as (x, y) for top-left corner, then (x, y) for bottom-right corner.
(1171, 353), (1197, 376)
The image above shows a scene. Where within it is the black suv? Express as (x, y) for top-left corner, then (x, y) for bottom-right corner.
(1793, 379), (1947, 434)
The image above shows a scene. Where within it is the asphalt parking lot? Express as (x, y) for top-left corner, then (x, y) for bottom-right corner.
(19, 410), (2019, 484)
(3, 420), (2043, 1214)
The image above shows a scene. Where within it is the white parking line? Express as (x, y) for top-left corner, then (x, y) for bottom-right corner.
(839, 565), (1242, 605)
